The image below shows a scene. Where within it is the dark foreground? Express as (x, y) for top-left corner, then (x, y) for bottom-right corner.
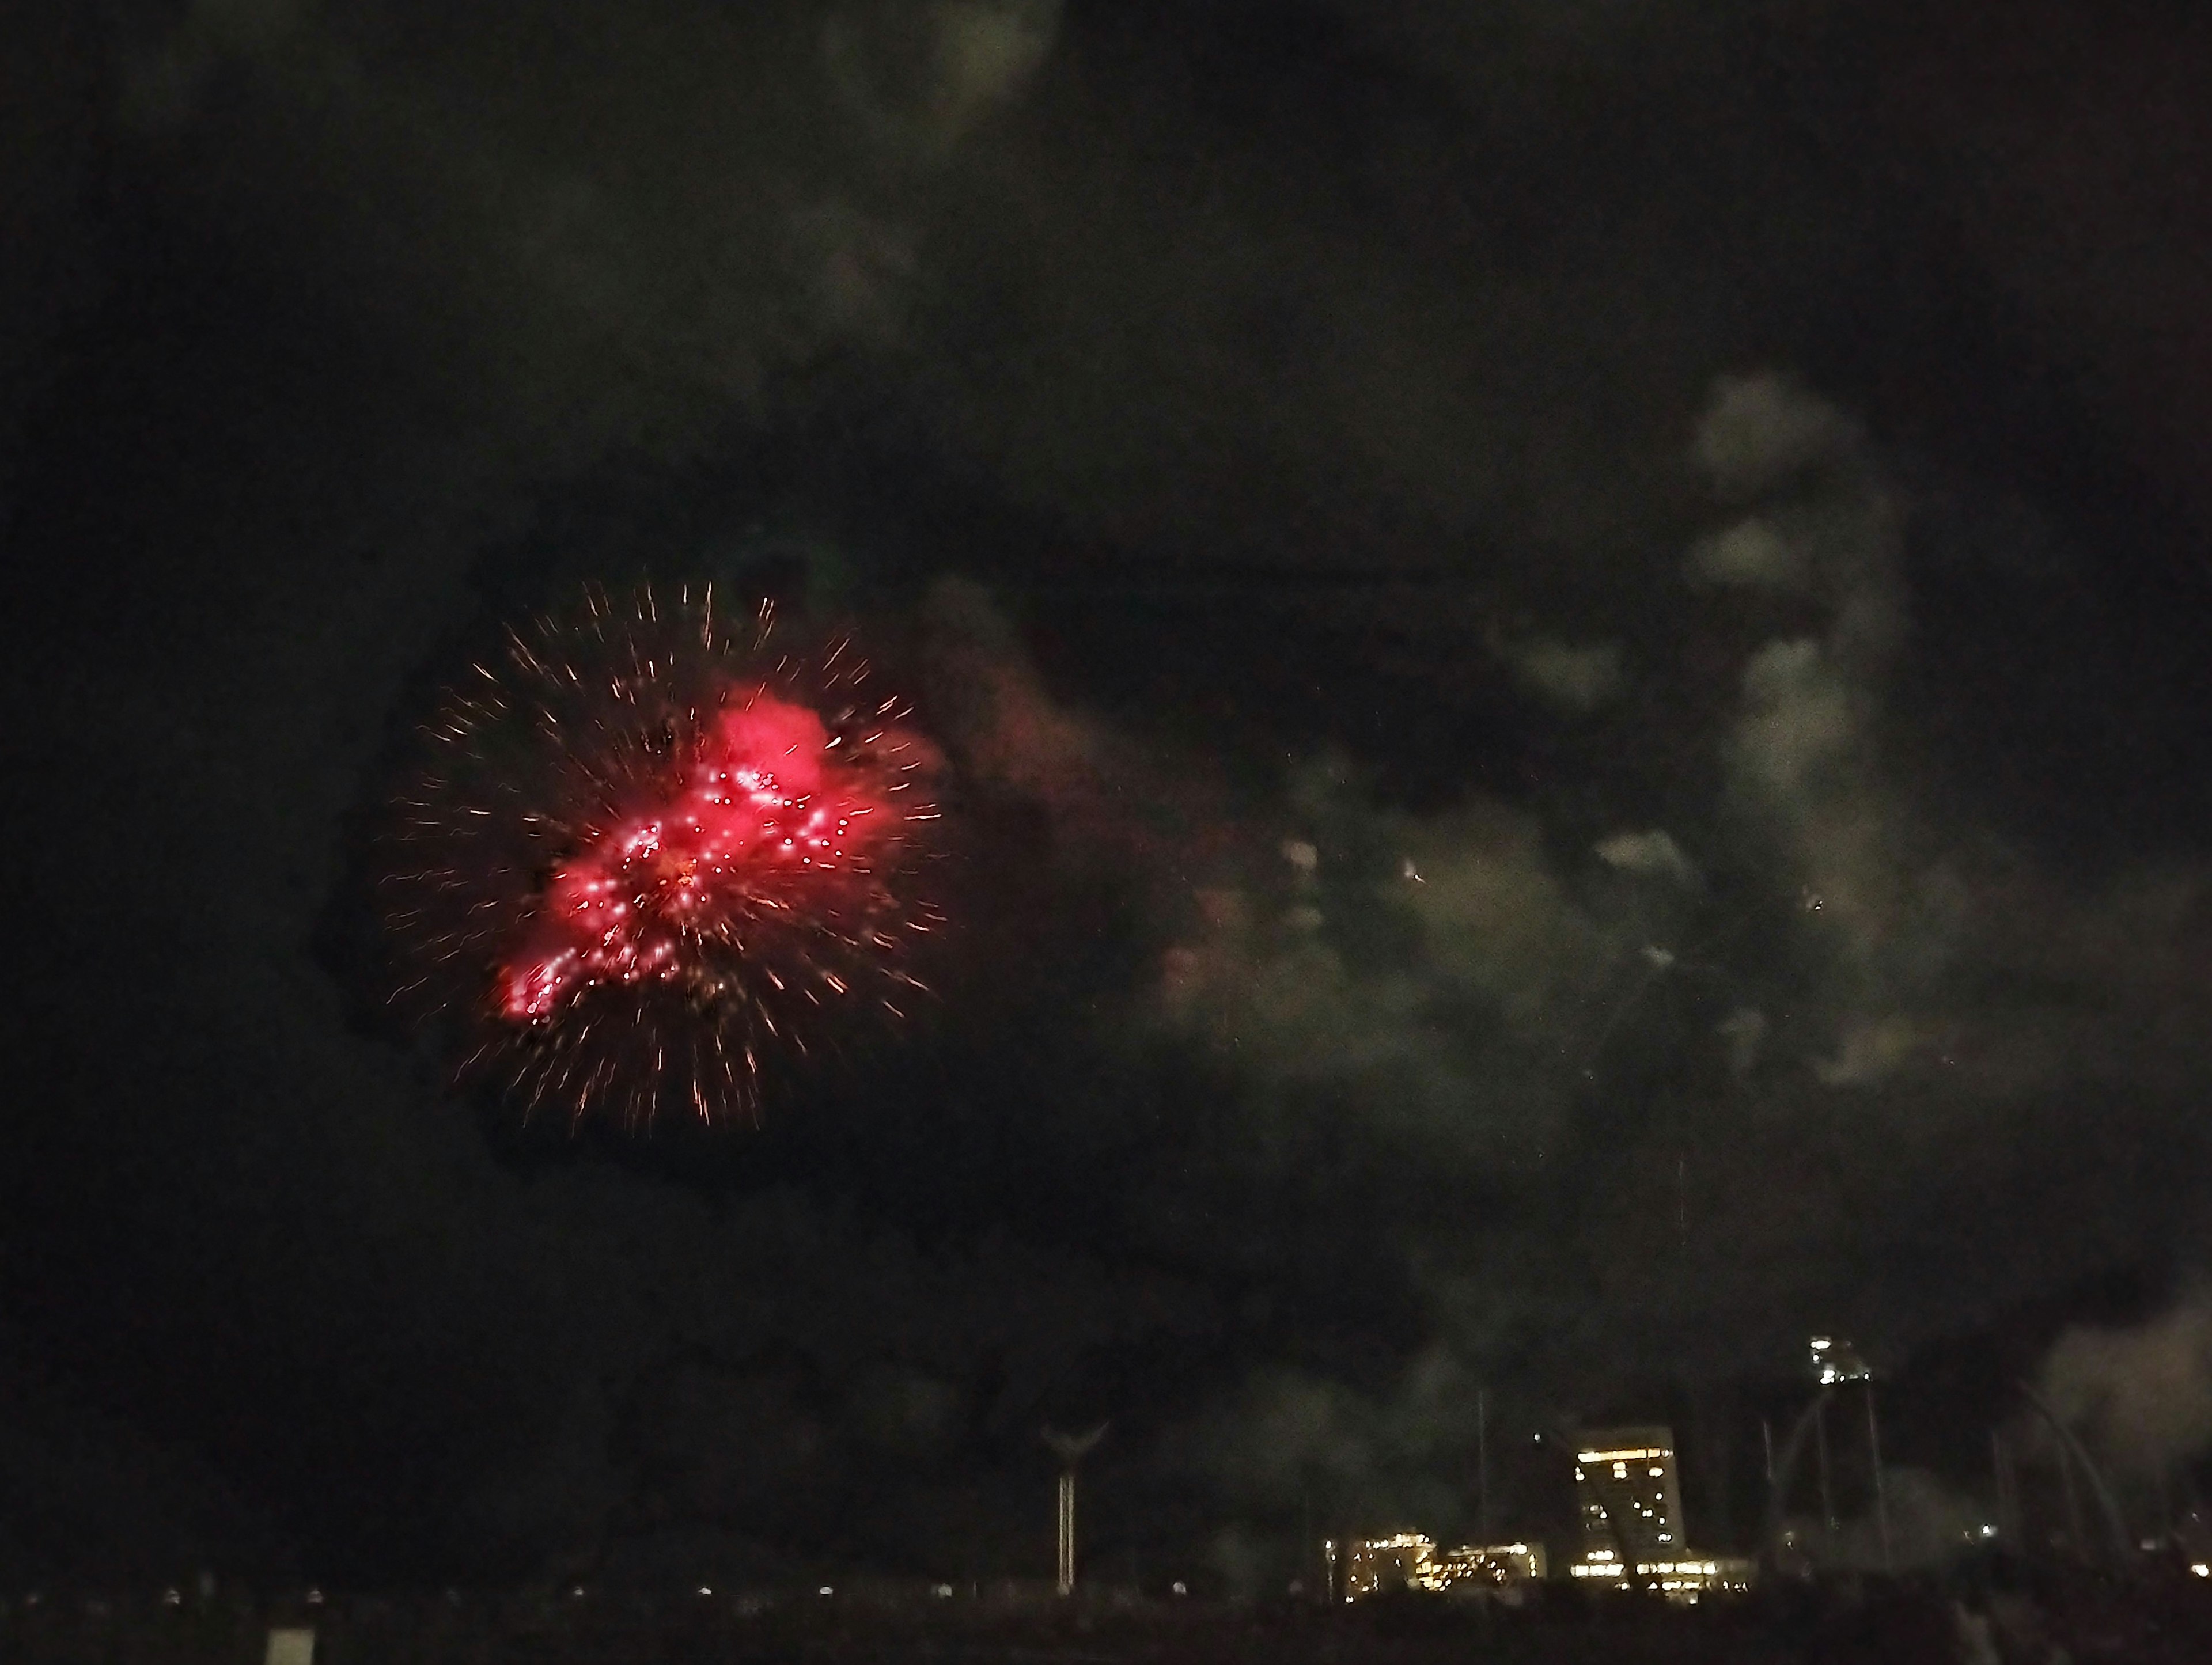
(5, 1571), (2210, 1665)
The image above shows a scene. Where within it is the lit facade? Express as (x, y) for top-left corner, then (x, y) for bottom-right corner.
(1433, 1542), (1548, 1588)
(1567, 1555), (1754, 1600)
(1343, 1534), (1434, 1598)
(1574, 1427), (1685, 1564)
(1343, 1536), (1547, 1599)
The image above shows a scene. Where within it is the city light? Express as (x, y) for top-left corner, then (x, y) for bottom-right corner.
(1340, 1535), (1547, 1598)
(1567, 1557), (1755, 1599)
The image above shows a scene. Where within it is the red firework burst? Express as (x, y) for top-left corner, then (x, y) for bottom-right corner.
(384, 583), (941, 1127)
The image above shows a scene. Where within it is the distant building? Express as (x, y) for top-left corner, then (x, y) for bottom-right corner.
(1568, 1554), (1754, 1599)
(1431, 1542), (1548, 1588)
(1570, 1424), (1752, 1602)
(1575, 1427), (1685, 1564)
(1343, 1536), (1546, 1599)
(1343, 1534), (1434, 1598)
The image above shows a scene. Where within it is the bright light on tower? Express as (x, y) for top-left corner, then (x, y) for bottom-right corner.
(1809, 1336), (1871, 1385)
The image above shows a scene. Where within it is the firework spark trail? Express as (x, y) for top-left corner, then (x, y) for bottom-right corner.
(384, 583), (942, 1127)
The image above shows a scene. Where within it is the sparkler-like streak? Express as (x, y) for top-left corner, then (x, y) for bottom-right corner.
(384, 583), (941, 1127)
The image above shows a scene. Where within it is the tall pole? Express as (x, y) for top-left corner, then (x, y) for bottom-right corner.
(1815, 1397), (1836, 1532)
(1301, 1489), (1313, 1600)
(1865, 1386), (1892, 1573)
(1762, 1417), (1775, 1489)
(2056, 1427), (2087, 1558)
(1043, 1424), (1106, 1599)
(1993, 1427), (2023, 1546)
(1057, 1470), (1077, 1596)
(1476, 1385), (1491, 1543)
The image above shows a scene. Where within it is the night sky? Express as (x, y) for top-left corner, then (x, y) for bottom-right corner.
(6, 0), (2212, 1593)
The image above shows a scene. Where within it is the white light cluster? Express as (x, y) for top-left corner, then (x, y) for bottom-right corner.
(1569, 1556), (1754, 1600)
(1809, 1335), (1871, 1385)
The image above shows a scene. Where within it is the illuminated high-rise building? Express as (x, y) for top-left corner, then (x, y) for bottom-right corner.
(1567, 1424), (1754, 1601)
(1575, 1427), (1685, 1565)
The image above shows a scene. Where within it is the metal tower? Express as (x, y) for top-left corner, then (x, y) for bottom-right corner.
(1043, 1424), (1107, 1596)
